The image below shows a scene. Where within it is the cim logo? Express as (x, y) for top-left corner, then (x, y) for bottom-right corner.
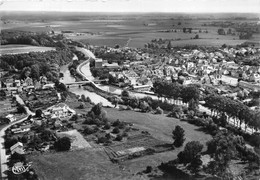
(12, 162), (32, 175)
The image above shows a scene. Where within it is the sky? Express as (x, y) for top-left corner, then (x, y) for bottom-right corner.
(0, 0), (260, 13)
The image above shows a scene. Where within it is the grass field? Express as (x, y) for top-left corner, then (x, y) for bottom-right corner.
(0, 45), (55, 55)
(27, 108), (212, 180)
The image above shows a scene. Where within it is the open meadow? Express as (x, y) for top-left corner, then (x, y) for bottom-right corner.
(27, 108), (212, 180)
(0, 44), (55, 55)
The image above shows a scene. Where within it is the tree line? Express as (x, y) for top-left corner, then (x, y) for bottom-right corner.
(0, 50), (73, 82)
(204, 94), (260, 131)
(153, 79), (260, 132)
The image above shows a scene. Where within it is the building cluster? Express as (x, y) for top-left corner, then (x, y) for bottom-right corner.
(93, 46), (260, 93)
(0, 73), (53, 96)
(8, 103), (76, 154)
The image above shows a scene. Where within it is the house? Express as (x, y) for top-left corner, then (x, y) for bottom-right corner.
(5, 78), (14, 88)
(23, 77), (33, 86)
(47, 103), (75, 119)
(0, 69), (8, 78)
(132, 84), (152, 92)
(6, 114), (16, 122)
(10, 142), (24, 154)
(102, 62), (119, 69)
(95, 58), (103, 68)
(40, 76), (47, 85)
(14, 80), (21, 87)
(249, 73), (260, 82)
(11, 125), (31, 134)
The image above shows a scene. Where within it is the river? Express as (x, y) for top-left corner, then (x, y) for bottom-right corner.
(64, 47), (257, 134)
(60, 64), (112, 107)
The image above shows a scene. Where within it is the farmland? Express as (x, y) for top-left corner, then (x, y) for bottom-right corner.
(0, 44), (55, 55)
(2, 12), (260, 48)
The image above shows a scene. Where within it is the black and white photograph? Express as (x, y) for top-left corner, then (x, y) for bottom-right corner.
(0, 0), (260, 179)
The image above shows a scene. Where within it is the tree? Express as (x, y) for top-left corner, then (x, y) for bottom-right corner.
(54, 137), (71, 151)
(40, 130), (53, 141)
(172, 125), (186, 147)
(167, 41), (172, 50)
(206, 131), (237, 174)
(188, 98), (199, 112)
(194, 34), (199, 39)
(31, 64), (40, 80)
(217, 28), (226, 35)
(181, 86), (200, 103)
(139, 101), (150, 112)
(177, 141), (203, 165)
(121, 90), (130, 98)
(55, 81), (67, 92)
(35, 109), (42, 118)
(21, 67), (31, 79)
(17, 104), (26, 114)
(91, 103), (103, 116)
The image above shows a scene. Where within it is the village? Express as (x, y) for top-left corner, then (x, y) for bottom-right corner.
(90, 44), (260, 97)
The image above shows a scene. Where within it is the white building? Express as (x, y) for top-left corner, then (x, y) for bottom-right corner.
(46, 103), (75, 119)
(10, 142), (24, 154)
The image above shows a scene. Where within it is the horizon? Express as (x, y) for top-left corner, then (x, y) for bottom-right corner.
(0, 0), (260, 13)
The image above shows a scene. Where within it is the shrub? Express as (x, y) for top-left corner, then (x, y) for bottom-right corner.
(205, 120), (218, 135)
(70, 114), (78, 121)
(78, 102), (85, 109)
(115, 134), (123, 141)
(122, 131), (128, 137)
(83, 126), (95, 135)
(97, 136), (108, 144)
(83, 117), (92, 124)
(155, 107), (163, 114)
(144, 166), (153, 173)
(103, 122), (111, 130)
(112, 127), (120, 134)
(112, 119), (121, 127)
(168, 106), (184, 119)
(54, 137), (71, 151)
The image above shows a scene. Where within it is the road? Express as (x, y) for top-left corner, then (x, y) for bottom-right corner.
(0, 96), (34, 179)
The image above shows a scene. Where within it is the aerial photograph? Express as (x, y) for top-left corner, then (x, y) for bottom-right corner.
(0, 0), (260, 179)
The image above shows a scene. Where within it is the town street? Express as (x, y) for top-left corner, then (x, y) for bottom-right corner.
(0, 96), (34, 179)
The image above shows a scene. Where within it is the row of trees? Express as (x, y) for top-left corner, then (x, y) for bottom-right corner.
(153, 80), (200, 105)
(204, 94), (260, 131)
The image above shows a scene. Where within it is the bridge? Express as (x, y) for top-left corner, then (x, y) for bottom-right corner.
(64, 79), (108, 86)
(64, 81), (90, 86)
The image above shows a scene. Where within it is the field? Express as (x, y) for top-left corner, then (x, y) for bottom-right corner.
(56, 130), (92, 150)
(27, 108), (212, 180)
(0, 44), (55, 55)
(2, 12), (259, 48)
